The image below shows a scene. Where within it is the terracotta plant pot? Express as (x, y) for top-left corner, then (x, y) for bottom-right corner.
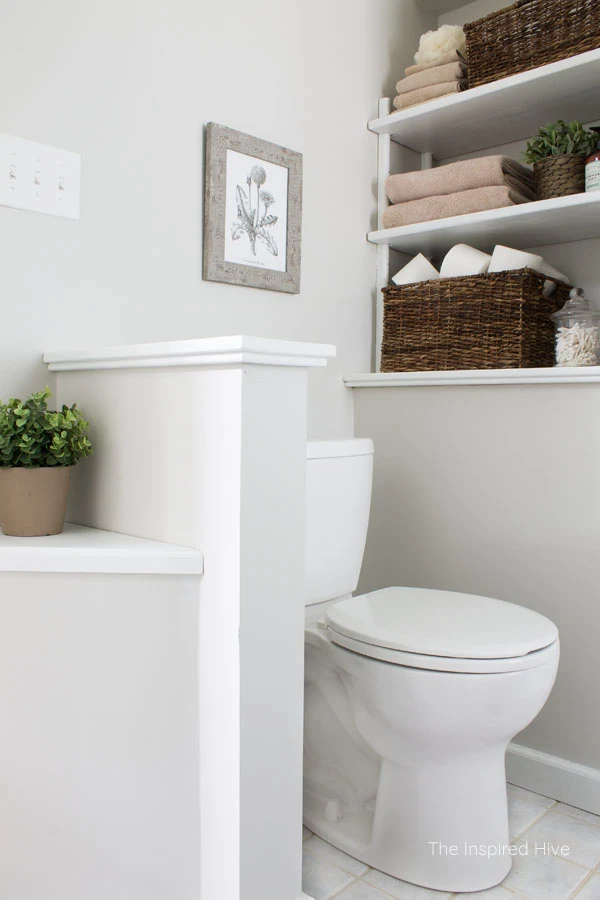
(0, 467), (71, 536)
(533, 154), (585, 200)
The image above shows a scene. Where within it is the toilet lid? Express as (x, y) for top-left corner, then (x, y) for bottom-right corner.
(326, 586), (558, 661)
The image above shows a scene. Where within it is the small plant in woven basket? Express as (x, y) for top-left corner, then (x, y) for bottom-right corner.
(0, 387), (93, 536)
(523, 120), (597, 200)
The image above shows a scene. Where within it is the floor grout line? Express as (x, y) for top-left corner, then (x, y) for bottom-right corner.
(303, 789), (600, 900)
(302, 842), (369, 879)
(359, 868), (435, 900)
(510, 802), (560, 842)
(553, 807), (600, 829)
(326, 871), (363, 900)
(513, 800), (600, 857)
(568, 869), (595, 898)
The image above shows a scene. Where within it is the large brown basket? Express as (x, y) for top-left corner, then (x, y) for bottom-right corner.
(464, 0), (600, 88)
(381, 269), (570, 372)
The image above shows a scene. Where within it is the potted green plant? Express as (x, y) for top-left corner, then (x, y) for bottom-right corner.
(0, 387), (92, 536)
(523, 120), (597, 200)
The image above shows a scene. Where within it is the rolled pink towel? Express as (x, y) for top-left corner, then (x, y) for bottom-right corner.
(393, 81), (467, 110)
(396, 61), (467, 95)
(382, 186), (532, 229)
(405, 49), (467, 77)
(386, 156), (535, 204)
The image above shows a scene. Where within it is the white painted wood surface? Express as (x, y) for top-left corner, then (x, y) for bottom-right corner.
(49, 336), (334, 900)
(375, 97), (392, 373)
(0, 571), (202, 900)
(344, 367), (600, 387)
(44, 334), (335, 372)
(368, 191), (600, 257)
(369, 49), (600, 158)
(0, 523), (203, 573)
(507, 742), (600, 816)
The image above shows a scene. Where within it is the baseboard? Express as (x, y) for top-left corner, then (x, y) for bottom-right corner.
(507, 742), (600, 815)
(297, 894), (316, 900)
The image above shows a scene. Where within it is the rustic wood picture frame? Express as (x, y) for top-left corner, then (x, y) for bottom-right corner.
(203, 123), (303, 294)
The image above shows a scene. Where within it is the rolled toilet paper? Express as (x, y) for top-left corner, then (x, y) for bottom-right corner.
(488, 245), (544, 273)
(538, 261), (569, 283)
(392, 253), (439, 285)
(440, 244), (492, 278)
(540, 263), (569, 297)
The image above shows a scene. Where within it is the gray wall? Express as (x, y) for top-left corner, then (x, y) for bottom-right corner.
(0, 0), (434, 438)
(355, 384), (600, 769)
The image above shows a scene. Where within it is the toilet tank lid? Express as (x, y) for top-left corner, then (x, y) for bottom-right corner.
(326, 586), (558, 660)
(307, 438), (374, 459)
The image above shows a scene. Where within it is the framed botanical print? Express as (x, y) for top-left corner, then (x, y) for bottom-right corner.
(203, 123), (302, 293)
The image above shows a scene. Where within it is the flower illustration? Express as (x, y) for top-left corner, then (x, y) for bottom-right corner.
(231, 163), (278, 257)
(251, 165), (267, 186)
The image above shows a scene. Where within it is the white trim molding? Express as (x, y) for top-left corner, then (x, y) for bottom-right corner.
(507, 742), (600, 815)
(47, 336), (329, 900)
(344, 367), (600, 388)
(44, 334), (336, 372)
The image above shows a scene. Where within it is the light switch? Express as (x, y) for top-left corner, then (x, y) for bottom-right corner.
(0, 133), (80, 220)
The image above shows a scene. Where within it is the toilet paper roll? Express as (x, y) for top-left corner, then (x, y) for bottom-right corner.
(392, 253), (440, 285)
(540, 263), (569, 297)
(538, 261), (569, 283)
(440, 244), (492, 278)
(488, 245), (544, 274)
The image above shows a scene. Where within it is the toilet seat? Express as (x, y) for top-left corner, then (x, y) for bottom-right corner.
(326, 586), (559, 674)
(326, 627), (559, 673)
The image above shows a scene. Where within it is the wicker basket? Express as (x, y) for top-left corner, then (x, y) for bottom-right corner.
(534, 154), (585, 199)
(381, 269), (570, 372)
(464, 0), (600, 88)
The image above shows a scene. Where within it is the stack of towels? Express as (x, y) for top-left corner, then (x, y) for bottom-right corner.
(393, 49), (468, 111)
(383, 156), (537, 229)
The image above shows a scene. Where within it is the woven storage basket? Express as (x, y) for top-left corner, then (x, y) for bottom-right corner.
(464, 0), (600, 88)
(381, 269), (570, 372)
(534, 154), (585, 199)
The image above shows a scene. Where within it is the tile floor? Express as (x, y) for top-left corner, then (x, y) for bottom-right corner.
(302, 785), (600, 900)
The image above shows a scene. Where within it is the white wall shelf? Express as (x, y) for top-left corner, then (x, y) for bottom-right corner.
(344, 367), (600, 387)
(0, 523), (204, 574)
(369, 49), (600, 158)
(368, 191), (600, 257)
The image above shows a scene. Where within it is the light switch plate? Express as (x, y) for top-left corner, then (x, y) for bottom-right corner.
(0, 133), (80, 220)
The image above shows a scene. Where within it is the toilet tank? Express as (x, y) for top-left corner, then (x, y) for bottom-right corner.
(306, 438), (374, 606)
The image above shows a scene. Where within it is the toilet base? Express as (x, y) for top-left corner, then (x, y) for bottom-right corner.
(304, 751), (513, 894)
(304, 800), (511, 895)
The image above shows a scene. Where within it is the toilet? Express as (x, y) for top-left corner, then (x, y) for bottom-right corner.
(303, 438), (559, 894)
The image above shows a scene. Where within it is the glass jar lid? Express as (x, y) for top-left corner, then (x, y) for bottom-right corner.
(551, 288), (600, 323)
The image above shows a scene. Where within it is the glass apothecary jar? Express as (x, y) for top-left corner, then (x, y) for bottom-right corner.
(551, 288), (600, 366)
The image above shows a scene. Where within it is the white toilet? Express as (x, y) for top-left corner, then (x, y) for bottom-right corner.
(304, 438), (559, 894)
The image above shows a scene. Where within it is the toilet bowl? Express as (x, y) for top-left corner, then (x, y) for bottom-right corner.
(304, 439), (559, 894)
